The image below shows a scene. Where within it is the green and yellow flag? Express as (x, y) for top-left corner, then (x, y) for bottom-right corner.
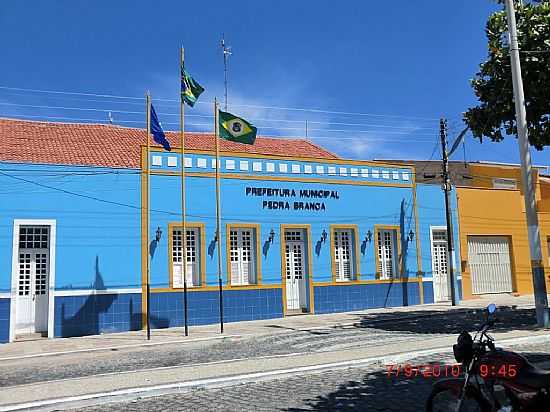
(218, 110), (257, 145)
(181, 68), (204, 107)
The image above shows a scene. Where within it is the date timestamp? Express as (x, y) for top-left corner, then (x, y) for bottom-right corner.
(386, 363), (462, 378)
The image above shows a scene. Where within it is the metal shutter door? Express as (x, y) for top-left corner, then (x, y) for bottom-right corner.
(468, 236), (513, 294)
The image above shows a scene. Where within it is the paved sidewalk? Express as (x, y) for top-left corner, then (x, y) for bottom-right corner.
(0, 293), (541, 360)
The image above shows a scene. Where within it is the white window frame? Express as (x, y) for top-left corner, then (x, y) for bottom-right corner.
(171, 227), (201, 288)
(492, 178), (517, 190)
(376, 228), (399, 280)
(333, 228), (356, 281)
(229, 227), (258, 286)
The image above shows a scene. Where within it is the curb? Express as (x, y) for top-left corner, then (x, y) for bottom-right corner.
(0, 334), (240, 362)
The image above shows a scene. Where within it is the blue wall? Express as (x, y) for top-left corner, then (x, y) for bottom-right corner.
(416, 184), (461, 301)
(0, 299), (9, 343)
(149, 288), (283, 327)
(314, 282), (421, 314)
(0, 155), (442, 342)
(0, 162), (141, 291)
(54, 293), (141, 337)
(149, 155), (419, 288)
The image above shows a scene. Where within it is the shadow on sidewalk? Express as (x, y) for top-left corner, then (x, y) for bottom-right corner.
(349, 306), (541, 335)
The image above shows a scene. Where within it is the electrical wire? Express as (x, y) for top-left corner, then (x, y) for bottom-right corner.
(0, 85), (440, 121)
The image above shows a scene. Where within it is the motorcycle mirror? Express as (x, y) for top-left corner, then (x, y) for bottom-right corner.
(487, 303), (496, 314)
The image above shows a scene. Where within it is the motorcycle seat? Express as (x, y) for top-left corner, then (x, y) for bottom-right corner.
(516, 363), (550, 389)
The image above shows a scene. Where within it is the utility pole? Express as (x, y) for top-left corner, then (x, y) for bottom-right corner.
(504, 0), (549, 326)
(220, 35), (232, 111)
(440, 118), (457, 306)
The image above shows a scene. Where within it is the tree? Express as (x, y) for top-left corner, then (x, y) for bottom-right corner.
(464, 0), (550, 149)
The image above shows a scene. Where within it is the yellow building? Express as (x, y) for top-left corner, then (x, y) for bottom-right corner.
(457, 162), (550, 299)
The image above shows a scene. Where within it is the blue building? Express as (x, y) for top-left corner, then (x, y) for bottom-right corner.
(0, 118), (461, 343)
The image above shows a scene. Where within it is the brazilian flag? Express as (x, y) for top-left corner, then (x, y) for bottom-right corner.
(218, 110), (257, 145)
(181, 68), (204, 107)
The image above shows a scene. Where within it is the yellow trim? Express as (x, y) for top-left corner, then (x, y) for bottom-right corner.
(330, 224), (361, 282)
(225, 223), (262, 287)
(280, 224), (315, 316)
(412, 179), (424, 303)
(167, 222), (207, 289)
(151, 284), (282, 293)
(147, 170), (412, 188)
(373, 224), (402, 279)
(313, 277), (421, 287)
(143, 144), (413, 170)
(140, 146), (148, 329)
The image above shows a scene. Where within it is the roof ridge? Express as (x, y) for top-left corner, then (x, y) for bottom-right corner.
(0, 117), (320, 143)
(0, 116), (339, 168)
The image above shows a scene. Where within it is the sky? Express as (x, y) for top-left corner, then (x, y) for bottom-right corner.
(1, 0), (548, 167)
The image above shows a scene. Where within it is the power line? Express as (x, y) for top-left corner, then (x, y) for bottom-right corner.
(0, 85), (440, 122)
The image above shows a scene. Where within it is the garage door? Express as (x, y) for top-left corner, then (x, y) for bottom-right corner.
(468, 236), (513, 294)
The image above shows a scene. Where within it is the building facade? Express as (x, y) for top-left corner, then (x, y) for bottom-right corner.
(0, 118), (461, 343)
(457, 162), (550, 299)
(380, 159), (550, 300)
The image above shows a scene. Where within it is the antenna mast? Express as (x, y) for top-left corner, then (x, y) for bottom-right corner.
(221, 34), (232, 111)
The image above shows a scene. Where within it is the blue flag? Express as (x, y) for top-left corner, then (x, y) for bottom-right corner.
(150, 104), (171, 151)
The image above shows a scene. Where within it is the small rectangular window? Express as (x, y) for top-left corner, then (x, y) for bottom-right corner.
(229, 228), (257, 285)
(493, 178), (517, 190)
(19, 226), (49, 249)
(333, 229), (356, 281)
(226, 159), (235, 170)
(152, 155), (162, 166)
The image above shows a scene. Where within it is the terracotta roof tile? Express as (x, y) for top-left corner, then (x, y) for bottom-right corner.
(0, 118), (338, 168)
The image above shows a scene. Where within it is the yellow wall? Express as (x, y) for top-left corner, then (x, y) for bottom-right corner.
(458, 164), (550, 299)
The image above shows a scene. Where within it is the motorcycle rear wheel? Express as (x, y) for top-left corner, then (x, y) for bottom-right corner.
(426, 387), (488, 412)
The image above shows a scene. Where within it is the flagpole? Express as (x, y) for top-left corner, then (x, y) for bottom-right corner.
(214, 98), (224, 334)
(180, 46), (189, 337)
(146, 91), (152, 341)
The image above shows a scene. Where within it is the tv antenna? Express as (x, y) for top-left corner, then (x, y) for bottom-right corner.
(221, 34), (232, 111)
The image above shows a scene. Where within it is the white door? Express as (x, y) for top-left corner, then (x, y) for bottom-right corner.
(431, 229), (450, 302)
(468, 236), (513, 294)
(16, 250), (50, 334)
(15, 225), (50, 335)
(285, 230), (306, 311)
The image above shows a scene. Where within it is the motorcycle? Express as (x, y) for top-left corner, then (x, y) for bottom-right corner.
(426, 303), (550, 412)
